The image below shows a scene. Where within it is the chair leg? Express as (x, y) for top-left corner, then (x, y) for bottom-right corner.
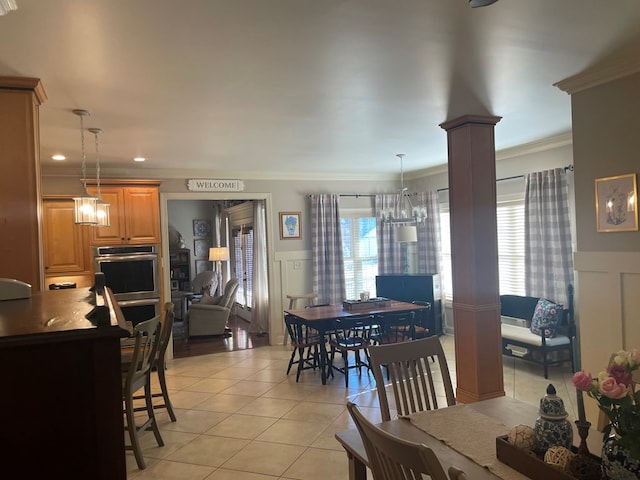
(286, 348), (296, 375)
(124, 393), (146, 470)
(145, 381), (165, 447)
(296, 347), (305, 382)
(157, 363), (177, 422)
(342, 350), (349, 387)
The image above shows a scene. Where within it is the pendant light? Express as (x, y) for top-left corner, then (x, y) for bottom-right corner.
(88, 127), (110, 227)
(72, 109), (98, 225)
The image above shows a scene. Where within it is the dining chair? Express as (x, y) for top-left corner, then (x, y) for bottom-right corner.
(129, 302), (177, 421)
(410, 300), (433, 338)
(370, 311), (416, 345)
(327, 314), (375, 387)
(284, 313), (322, 382)
(369, 335), (456, 421)
(122, 315), (164, 470)
(347, 401), (466, 480)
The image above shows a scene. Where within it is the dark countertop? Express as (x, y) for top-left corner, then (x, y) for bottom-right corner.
(0, 287), (130, 347)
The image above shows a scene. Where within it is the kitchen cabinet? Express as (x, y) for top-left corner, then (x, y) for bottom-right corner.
(42, 197), (92, 284)
(87, 180), (162, 245)
(375, 274), (443, 336)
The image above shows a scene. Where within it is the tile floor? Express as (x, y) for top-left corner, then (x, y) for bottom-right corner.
(126, 335), (578, 479)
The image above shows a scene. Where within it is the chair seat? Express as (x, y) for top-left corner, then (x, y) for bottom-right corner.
(329, 336), (370, 350)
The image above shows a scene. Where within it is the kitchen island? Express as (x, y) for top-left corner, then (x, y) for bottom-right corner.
(0, 287), (130, 479)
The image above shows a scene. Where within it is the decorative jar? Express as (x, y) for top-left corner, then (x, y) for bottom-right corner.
(534, 383), (573, 453)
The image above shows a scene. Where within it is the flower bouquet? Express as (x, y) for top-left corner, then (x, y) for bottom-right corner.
(572, 349), (640, 477)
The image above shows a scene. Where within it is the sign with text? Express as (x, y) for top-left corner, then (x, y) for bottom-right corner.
(187, 179), (245, 192)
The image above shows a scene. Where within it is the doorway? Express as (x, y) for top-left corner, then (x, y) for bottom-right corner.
(160, 192), (275, 359)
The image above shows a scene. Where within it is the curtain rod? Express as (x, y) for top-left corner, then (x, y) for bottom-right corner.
(306, 193), (376, 198)
(436, 164), (574, 193)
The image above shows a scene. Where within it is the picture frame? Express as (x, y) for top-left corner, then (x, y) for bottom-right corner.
(595, 173), (638, 232)
(194, 237), (212, 257)
(279, 211), (301, 239)
(170, 280), (179, 290)
(195, 259), (213, 275)
(193, 219), (212, 237)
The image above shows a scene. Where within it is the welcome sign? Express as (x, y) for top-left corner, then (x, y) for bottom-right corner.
(187, 179), (245, 192)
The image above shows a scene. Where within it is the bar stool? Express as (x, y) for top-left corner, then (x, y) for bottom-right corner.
(284, 293), (318, 345)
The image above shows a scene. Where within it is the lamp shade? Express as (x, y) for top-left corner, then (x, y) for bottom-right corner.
(396, 225), (417, 243)
(209, 247), (230, 262)
(73, 195), (98, 225)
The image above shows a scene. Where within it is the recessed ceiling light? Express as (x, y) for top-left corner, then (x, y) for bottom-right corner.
(51, 154), (66, 161)
(133, 157), (145, 162)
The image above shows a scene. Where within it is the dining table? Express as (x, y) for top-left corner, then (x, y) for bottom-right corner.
(335, 396), (604, 480)
(284, 299), (429, 385)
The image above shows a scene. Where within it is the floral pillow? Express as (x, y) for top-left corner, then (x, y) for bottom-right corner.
(530, 298), (563, 338)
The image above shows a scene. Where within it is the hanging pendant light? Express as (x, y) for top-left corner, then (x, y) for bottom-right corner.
(72, 109), (98, 225)
(88, 127), (110, 227)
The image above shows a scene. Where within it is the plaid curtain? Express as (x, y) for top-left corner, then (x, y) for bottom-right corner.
(310, 194), (346, 304)
(374, 194), (403, 274)
(415, 191), (442, 275)
(249, 200), (268, 334)
(525, 168), (574, 306)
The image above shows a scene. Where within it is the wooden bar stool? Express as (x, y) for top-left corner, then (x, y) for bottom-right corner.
(284, 293), (318, 345)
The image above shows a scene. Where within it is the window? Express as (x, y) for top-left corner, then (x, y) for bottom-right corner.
(439, 200), (525, 300)
(340, 216), (378, 299)
(232, 226), (253, 308)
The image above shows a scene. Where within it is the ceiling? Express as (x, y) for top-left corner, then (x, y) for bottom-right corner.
(1, 0), (640, 178)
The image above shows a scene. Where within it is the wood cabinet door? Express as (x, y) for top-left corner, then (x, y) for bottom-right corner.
(42, 199), (89, 274)
(88, 187), (127, 245)
(123, 187), (160, 244)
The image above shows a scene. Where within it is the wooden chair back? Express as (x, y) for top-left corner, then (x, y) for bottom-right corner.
(346, 401), (452, 480)
(372, 311), (415, 344)
(124, 316), (161, 393)
(369, 336), (456, 421)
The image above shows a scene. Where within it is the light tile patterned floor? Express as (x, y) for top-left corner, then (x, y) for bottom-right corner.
(126, 335), (578, 479)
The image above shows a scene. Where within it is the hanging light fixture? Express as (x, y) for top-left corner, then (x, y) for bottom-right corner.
(72, 109), (98, 225)
(88, 127), (110, 227)
(0, 0), (17, 16)
(380, 154), (426, 242)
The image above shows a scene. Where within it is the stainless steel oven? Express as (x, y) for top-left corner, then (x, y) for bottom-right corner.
(93, 245), (160, 301)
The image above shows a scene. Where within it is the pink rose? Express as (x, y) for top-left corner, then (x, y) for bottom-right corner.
(599, 376), (630, 399)
(608, 364), (632, 387)
(572, 371), (593, 391)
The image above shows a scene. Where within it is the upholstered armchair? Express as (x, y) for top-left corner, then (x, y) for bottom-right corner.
(187, 278), (240, 337)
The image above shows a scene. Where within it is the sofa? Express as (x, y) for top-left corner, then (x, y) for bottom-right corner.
(500, 285), (575, 378)
(187, 278), (240, 337)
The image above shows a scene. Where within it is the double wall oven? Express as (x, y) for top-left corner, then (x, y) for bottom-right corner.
(94, 244), (160, 326)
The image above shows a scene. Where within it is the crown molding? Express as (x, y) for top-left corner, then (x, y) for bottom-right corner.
(40, 166), (395, 183)
(554, 48), (640, 94)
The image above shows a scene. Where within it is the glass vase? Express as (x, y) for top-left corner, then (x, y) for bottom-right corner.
(601, 433), (640, 480)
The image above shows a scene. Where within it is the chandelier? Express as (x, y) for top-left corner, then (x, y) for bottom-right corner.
(72, 109), (98, 225)
(88, 127), (111, 227)
(379, 154), (427, 241)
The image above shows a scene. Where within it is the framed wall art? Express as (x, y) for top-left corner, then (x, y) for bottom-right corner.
(194, 237), (212, 257)
(193, 219), (212, 237)
(195, 259), (213, 275)
(279, 211), (301, 239)
(595, 173), (638, 232)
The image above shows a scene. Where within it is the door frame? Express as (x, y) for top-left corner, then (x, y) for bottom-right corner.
(160, 192), (276, 358)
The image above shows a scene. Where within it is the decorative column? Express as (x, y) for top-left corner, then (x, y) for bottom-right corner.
(0, 77), (47, 292)
(439, 114), (504, 403)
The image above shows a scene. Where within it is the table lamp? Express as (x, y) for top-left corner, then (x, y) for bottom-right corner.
(209, 247), (230, 294)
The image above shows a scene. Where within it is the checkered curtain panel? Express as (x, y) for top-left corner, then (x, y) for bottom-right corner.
(524, 168), (574, 306)
(415, 191), (443, 275)
(310, 194), (346, 304)
(374, 193), (403, 274)
(249, 200), (268, 334)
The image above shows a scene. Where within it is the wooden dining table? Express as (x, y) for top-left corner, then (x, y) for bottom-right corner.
(284, 300), (428, 385)
(335, 396), (604, 480)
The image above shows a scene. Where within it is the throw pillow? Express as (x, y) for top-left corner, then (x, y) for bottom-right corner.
(530, 298), (562, 338)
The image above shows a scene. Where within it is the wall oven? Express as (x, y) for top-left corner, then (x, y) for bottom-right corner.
(93, 245), (160, 302)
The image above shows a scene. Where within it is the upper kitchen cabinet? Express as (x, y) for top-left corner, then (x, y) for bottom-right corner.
(42, 197), (92, 276)
(87, 180), (162, 245)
